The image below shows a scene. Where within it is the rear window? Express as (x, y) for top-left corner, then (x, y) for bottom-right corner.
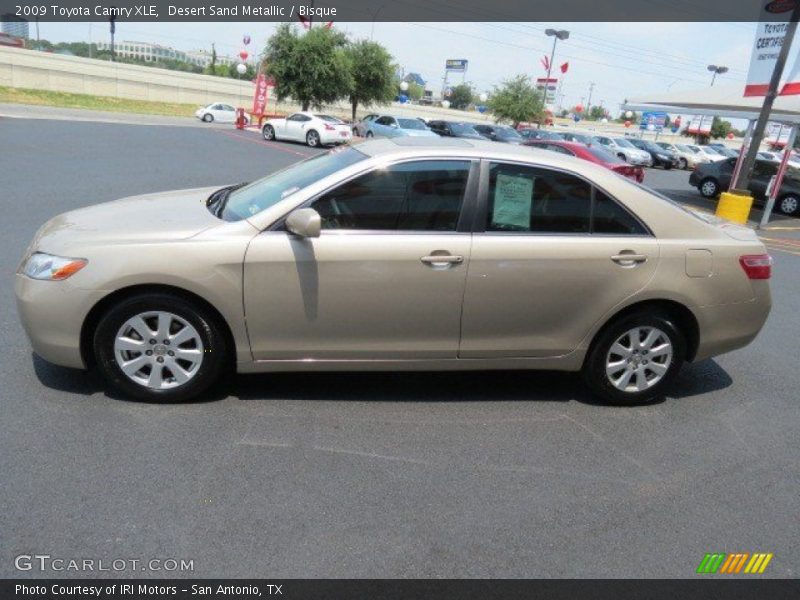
(398, 118), (427, 130)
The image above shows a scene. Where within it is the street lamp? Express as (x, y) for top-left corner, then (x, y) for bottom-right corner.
(543, 28), (569, 127)
(707, 64), (728, 87)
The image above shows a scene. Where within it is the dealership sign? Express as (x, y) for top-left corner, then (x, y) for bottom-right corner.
(744, 0), (800, 96)
(640, 111), (668, 131)
(445, 59), (468, 72)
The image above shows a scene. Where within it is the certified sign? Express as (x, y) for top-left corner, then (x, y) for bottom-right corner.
(744, 0), (800, 96)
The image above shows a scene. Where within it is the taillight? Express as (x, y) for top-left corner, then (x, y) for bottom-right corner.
(324, 124), (336, 131)
(739, 254), (772, 279)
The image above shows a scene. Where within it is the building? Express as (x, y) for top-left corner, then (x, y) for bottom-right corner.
(94, 40), (235, 68)
(0, 31), (25, 48)
(1, 13), (29, 39)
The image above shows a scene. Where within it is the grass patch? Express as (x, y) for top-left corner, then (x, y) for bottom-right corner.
(0, 86), (199, 117)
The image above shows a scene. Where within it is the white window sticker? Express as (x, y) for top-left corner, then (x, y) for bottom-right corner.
(492, 173), (534, 230)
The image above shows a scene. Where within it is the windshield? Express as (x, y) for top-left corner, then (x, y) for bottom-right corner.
(496, 127), (522, 140)
(586, 145), (624, 164)
(451, 122), (480, 135)
(686, 145), (702, 153)
(221, 147), (367, 221)
(614, 138), (636, 149)
(398, 118), (427, 130)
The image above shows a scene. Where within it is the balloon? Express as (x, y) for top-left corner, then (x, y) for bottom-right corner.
(477, 105), (487, 113)
(575, 104), (584, 113)
(441, 100), (451, 109)
(398, 94), (408, 104)
(573, 115), (581, 122)
(479, 93), (488, 102)
(625, 110), (633, 118)
(727, 132), (735, 139)
(236, 63), (247, 75)
(243, 35), (251, 46)
(399, 81), (409, 91)
(239, 50), (249, 61)
(600, 117), (608, 123)
(624, 120), (631, 128)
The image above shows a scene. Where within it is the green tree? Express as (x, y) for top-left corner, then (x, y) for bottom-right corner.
(210, 43), (217, 72)
(587, 105), (605, 121)
(487, 75), (544, 126)
(710, 116), (732, 140)
(448, 83), (474, 110)
(405, 81), (424, 101)
(262, 24), (352, 111)
(345, 39), (395, 121)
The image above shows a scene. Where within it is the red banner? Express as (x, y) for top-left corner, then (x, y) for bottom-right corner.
(252, 73), (269, 116)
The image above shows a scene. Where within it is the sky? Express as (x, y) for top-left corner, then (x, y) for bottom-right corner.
(34, 20), (758, 117)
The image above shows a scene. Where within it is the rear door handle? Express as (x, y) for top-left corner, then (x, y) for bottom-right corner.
(611, 253), (648, 265)
(421, 255), (464, 265)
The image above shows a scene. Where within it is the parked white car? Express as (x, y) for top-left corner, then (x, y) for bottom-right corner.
(195, 103), (247, 124)
(696, 145), (729, 162)
(658, 142), (704, 170)
(262, 112), (352, 147)
(592, 136), (652, 166)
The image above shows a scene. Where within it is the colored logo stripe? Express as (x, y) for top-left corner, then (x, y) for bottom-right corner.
(697, 553), (773, 574)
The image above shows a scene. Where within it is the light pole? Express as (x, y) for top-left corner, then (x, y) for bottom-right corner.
(707, 64), (728, 87)
(543, 28), (569, 127)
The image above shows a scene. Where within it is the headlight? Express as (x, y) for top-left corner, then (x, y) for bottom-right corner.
(21, 252), (87, 281)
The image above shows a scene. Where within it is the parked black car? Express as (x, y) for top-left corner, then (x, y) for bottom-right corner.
(627, 138), (679, 169)
(689, 157), (800, 216)
(427, 120), (485, 140)
(472, 124), (524, 144)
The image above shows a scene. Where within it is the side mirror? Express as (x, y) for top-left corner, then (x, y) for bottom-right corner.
(285, 208), (321, 238)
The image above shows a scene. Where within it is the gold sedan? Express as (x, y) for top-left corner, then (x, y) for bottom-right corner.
(16, 138), (772, 404)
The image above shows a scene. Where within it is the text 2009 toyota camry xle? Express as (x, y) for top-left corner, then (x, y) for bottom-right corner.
(15, 138), (771, 404)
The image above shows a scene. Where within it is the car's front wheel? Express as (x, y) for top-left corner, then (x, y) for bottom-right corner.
(202, 114), (213, 123)
(93, 293), (227, 402)
(583, 311), (686, 405)
(679, 158), (688, 170)
(263, 125), (275, 141)
(778, 194), (799, 216)
(699, 177), (720, 198)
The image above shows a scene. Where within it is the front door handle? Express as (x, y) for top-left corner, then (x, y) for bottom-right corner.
(611, 253), (648, 265)
(420, 254), (464, 265)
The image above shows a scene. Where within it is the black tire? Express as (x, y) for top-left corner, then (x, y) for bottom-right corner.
(262, 125), (275, 141)
(202, 114), (213, 123)
(679, 158), (688, 170)
(699, 177), (720, 199)
(582, 311), (686, 406)
(777, 194), (800, 216)
(93, 292), (227, 403)
(306, 129), (320, 147)
(366, 131), (374, 138)
(663, 161), (672, 170)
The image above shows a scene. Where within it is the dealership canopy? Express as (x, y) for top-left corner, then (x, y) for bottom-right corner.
(623, 83), (800, 124)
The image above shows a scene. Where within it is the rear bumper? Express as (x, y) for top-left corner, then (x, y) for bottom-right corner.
(693, 290), (771, 361)
(14, 274), (105, 369)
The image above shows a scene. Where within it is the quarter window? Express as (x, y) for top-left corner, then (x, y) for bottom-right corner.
(593, 191), (647, 235)
(311, 160), (471, 231)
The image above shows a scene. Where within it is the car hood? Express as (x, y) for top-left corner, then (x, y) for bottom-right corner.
(30, 186), (225, 255)
(402, 129), (439, 137)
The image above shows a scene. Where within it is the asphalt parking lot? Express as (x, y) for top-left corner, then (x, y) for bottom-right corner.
(1, 116), (799, 578)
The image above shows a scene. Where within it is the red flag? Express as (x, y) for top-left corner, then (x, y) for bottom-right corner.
(560, 62), (569, 74)
(541, 55), (550, 71)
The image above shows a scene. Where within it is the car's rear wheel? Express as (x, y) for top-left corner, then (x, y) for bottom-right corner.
(778, 194), (799, 216)
(699, 177), (720, 198)
(93, 293), (227, 402)
(202, 114), (213, 123)
(263, 125), (275, 141)
(583, 312), (686, 405)
(306, 130), (320, 147)
(679, 158), (688, 170)
(366, 131), (374, 138)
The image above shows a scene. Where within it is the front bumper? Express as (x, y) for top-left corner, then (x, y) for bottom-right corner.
(14, 274), (107, 369)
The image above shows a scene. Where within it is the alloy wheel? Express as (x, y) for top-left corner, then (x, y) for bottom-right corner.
(780, 195), (799, 215)
(605, 326), (673, 393)
(114, 311), (204, 390)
